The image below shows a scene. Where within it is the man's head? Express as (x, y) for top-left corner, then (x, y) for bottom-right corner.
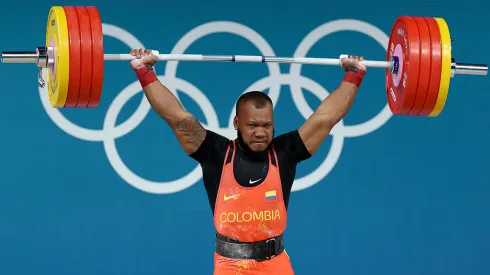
(234, 91), (274, 152)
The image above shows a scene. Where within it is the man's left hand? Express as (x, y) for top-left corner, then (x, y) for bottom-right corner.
(341, 55), (367, 72)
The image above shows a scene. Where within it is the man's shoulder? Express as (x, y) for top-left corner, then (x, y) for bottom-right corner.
(202, 129), (233, 151)
(206, 129), (232, 142)
(271, 130), (298, 151)
(272, 130), (301, 144)
(189, 129), (231, 163)
(272, 129), (311, 162)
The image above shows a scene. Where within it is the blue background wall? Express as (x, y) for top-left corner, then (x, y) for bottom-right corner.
(0, 0), (489, 274)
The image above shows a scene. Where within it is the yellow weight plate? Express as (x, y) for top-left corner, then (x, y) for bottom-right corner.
(45, 6), (70, 108)
(429, 18), (451, 117)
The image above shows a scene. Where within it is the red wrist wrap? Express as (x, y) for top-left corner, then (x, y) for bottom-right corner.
(342, 68), (365, 87)
(134, 65), (158, 88)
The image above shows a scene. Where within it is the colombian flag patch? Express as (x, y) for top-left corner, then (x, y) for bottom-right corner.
(265, 190), (277, 201)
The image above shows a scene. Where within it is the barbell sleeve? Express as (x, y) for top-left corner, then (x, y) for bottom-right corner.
(1, 51), (38, 63)
(451, 62), (488, 76)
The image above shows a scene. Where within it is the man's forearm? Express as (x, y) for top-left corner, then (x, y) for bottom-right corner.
(298, 57), (366, 155)
(312, 66), (365, 127)
(142, 80), (186, 124)
(314, 81), (359, 126)
(134, 65), (187, 124)
(135, 68), (206, 154)
(129, 51), (207, 155)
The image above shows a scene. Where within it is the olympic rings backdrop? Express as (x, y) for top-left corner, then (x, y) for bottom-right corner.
(0, 0), (489, 274)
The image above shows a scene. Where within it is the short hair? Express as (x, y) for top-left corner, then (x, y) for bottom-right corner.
(235, 91), (273, 115)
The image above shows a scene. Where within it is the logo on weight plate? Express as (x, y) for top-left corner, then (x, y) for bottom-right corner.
(38, 19), (392, 194)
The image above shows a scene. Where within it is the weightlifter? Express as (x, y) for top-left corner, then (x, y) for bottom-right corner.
(129, 48), (366, 274)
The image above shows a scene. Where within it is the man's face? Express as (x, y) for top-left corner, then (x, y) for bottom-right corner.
(234, 101), (274, 152)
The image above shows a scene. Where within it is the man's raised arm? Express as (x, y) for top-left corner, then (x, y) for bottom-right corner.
(298, 55), (367, 155)
(129, 49), (206, 155)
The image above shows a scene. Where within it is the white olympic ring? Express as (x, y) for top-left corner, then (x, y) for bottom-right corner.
(38, 19), (391, 194)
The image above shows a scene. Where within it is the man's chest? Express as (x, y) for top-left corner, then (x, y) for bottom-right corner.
(233, 155), (269, 187)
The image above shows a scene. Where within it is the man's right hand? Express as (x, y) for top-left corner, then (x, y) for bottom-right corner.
(129, 48), (159, 70)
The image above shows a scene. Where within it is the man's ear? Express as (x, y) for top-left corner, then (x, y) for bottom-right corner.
(233, 116), (238, 130)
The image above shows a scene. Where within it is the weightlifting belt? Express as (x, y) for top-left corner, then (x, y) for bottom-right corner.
(215, 233), (284, 261)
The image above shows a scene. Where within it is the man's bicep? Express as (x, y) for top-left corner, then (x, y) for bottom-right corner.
(298, 114), (334, 156)
(189, 130), (230, 164)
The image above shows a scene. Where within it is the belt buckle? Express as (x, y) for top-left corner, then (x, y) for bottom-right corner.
(265, 237), (276, 260)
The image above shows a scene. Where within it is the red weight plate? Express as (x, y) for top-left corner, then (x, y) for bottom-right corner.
(86, 6), (104, 108)
(75, 6), (92, 108)
(386, 16), (420, 115)
(418, 17), (442, 116)
(63, 6), (81, 108)
(408, 17), (431, 116)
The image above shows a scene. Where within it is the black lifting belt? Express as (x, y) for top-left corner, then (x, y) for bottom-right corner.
(215, 233), (284, 261)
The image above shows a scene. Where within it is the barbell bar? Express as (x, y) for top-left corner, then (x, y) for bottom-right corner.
(0, 6), (487, 116)
(3, 49), (487, 72)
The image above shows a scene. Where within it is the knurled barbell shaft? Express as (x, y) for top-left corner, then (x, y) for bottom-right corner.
(104, 53), (393, 68)
(1, 48), (488, 76)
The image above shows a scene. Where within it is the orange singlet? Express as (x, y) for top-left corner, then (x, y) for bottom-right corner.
(213, 140), (294, 275)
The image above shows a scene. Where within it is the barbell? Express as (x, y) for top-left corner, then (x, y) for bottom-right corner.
(1, 6), (487, 116)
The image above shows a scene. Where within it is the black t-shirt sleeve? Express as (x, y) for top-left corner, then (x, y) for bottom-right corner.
(189, 130), (230, 164)
(273, 130), (311, 163)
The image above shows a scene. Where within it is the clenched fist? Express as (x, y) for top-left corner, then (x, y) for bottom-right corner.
(129, 48), (159, 70)
(340, 55), (366, 72)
